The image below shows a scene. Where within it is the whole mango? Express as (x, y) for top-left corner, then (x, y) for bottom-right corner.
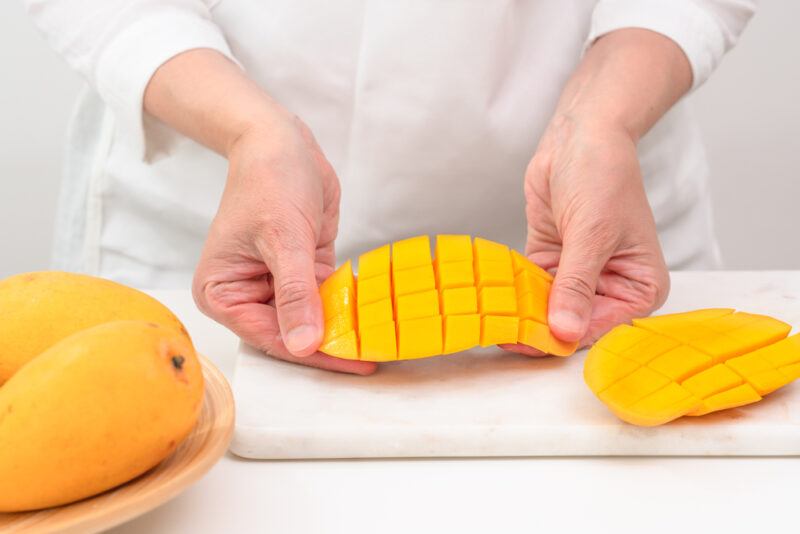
(0, 271), (186, 384)
(0, 320), (204, 511)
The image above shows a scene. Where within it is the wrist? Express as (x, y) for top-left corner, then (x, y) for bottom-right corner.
(223, 102), (296, 159)
(144, 48), (294, 157)
(552, 28), (691, 143)
(545, 108), (637, 152)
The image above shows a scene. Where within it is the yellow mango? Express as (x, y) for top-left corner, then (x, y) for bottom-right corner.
(0, 271), (187, 384)
(318, 234), (577, 361)
(0, 320), (203, 511)
(585, 309), (800, 426)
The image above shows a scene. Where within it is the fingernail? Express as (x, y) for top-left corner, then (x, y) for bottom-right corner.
(549, 310), (584, 336)
(285, 324), (318, 354)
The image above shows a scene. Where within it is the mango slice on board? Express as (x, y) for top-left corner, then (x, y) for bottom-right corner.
(584, 309), (800, 426)
(318, 235), (576, 361)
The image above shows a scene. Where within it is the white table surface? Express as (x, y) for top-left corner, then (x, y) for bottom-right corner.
(109, 273), (800, 534)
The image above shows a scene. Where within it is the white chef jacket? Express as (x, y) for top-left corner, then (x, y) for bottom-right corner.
(26, 0), (755, 289)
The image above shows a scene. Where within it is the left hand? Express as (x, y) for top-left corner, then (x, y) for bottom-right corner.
(502, 114), (670, 356)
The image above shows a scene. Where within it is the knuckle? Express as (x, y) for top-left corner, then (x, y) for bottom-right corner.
(526, 154), (551, 179)
(191, 275), (213, 317)
(257, 218), (308, 256)
(275, 278), (314, 309)
(259, 339), (279, 357)
(569, 218), (618, 255)
(650, 269), (671, 309)
(555, 272), (595, 302)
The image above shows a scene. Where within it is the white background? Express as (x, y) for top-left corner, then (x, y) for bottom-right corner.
(1, 1), (798, 279)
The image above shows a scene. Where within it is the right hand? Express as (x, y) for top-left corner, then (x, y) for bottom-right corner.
(192, 113), (376, 375)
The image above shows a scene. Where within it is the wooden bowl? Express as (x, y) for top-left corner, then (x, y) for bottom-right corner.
(0, 355), (234, 533)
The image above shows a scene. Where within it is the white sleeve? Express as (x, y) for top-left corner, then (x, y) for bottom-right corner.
(587, 0), (757, 90)
(25, 0), (238, 157)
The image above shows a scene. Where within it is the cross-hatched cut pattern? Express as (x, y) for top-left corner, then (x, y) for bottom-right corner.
(584, 308), (799, 426)
(318, 235), (577, 361)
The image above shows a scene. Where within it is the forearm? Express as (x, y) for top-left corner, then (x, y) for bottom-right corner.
(554, 28), (692, 141)
(143, 48), (287, 156)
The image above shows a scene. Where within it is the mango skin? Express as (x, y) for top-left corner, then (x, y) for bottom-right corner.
(0, 271), (187, 384)
(0, 320), (204, 512)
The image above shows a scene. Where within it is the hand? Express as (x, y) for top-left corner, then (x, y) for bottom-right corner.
(501, 28), (690, 356)
(192, 116), (377, 375)
(503, 115), (670, 356)
(143, 50), (373, 374)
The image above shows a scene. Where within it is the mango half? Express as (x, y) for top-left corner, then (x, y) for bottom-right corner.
(584, 308), (800, 426)
(318, 235), (577, 361)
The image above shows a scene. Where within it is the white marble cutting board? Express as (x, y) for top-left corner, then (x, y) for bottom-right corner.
(231, 271), (800, 459)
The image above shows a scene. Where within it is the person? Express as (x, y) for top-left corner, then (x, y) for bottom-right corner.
(27, 0), (756, 374)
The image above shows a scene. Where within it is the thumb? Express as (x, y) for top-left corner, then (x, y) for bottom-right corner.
(548, 228), (614, 342)
(260, 227), (324, 357)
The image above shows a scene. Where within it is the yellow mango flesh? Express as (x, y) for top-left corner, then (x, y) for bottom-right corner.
(0, 271), (188, 385)
(318, 235), (577, 361)
(0, 320), (204, 512)
(584, 309), (800, 426)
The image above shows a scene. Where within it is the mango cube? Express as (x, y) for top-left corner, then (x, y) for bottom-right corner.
(627, 383), (698, 426)
(598, 367), (671, 408)
(435, 234), (473, 263)
(478, 286), (517, 316)
(359, 321), (397, 361)
(517, 291), (548, 324)
(743, 369), (791, 395)
(440, 287), (478, 316)
(319, 330), (359, 360)
(594, 324), (652, 354)
(358, 245), (390, 280)
(681, 364), (743, 399)
(323, 313), (355, 344)
(357, 273), (391, 306)
(474, 259), (514, 288)
(518, 319), (578, 357)
(319, 260), (355, 302)
(480, 315), (519, 346)
(358, 299), (393, 329)
(583, 348), (640, 393)
(443, 314), (481, 354)
(435, 260), (474, 289)
(396, 289), (439, 321)
(473, 237), (510, 262)
(393, 264), (436, 296)
(397, 315), (443, 359)
(515, 270), (551, 299)
(392, 235), (431, 272)
(321, 285), (355, 321)
(647, 345), (711, 381)
(510, 250), (553, 282)
(688, 384), (761, 416)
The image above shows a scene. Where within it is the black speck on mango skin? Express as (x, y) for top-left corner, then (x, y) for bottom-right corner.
(171, 355), (185, 371)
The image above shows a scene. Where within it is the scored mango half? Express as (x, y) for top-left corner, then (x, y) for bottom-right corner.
(585, 308), (800, 426)
(318, 235), (577, 361)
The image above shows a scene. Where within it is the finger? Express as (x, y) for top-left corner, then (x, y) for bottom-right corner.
(548, 227), (616, 343)
(235, 302), (376, 375)
(224, 299), (376, 375)
(259, 223), (325, 357)
(498, 343), (548, 357)
(580, 269), (667, 346)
